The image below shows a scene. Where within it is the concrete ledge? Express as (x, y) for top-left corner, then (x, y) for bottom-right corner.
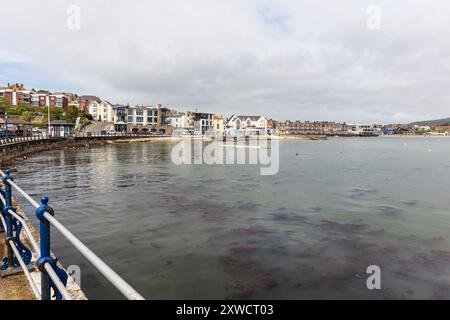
(0, 136), (168, 165)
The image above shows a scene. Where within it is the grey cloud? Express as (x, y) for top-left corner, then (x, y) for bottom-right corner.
(1, 0), (450, 123)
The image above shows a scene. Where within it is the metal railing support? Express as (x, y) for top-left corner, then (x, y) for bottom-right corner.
(1, 170), (14, 269)
(36, 196), (52, 300)
(35, 196), (70, 300)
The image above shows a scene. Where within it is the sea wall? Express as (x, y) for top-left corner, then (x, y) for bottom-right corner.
(0, 136), (159, 165)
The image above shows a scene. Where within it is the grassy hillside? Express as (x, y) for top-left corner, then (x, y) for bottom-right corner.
(409, 117), (450, 127)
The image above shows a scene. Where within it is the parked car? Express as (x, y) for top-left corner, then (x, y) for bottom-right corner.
(32, 127), (45, 133)
(138, 130), (150, 136)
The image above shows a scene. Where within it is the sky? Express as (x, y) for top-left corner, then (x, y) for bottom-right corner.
(0, 0), (449, 123)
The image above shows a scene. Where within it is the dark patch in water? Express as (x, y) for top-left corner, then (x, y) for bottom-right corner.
(220, 255), (259, 274)
(228, 226), (275, 236)
(257, 275), (278, 289)
(403, 200), (419, 206)
(318, 220), (368, 233)
(367, 229), (386, 236)
(225, 280), (253, 299)
(401, 234), (445, 246)
(271, 212), (310, 223)
(377, 206), (403, 215)
(412, 250), (450, 269)
(234, 201), (261, 212)
(349, 188), (379, 200)
(310, 207), (322, 213)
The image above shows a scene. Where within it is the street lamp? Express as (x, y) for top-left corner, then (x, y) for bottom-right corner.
(5, 112), (8, 142)
(48, 103), (51, 137)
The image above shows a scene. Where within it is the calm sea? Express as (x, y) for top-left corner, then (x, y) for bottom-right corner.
(11, 137), (450, 299)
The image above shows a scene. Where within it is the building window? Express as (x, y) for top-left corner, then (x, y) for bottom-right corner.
(136, 117), (144, 123)
(136, 110), (143, 116)
(128, 116), (133, 123)
(128, 109), (134, 115)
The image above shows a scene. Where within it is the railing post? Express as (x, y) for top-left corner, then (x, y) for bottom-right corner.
(1, 170), (14, 269)
(36, 196), (52, 300)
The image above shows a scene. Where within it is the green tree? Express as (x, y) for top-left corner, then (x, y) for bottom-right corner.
(63, 105), (80, 123)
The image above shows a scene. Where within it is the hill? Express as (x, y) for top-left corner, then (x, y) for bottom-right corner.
(409, 117), (450, 127)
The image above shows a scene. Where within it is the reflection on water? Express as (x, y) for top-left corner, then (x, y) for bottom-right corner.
(10, 138), (450, 299)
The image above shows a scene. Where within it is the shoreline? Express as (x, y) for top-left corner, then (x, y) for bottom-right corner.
(376, 134), (450, 139)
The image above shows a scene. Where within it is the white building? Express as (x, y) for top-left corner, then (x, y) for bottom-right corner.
(167, 112), (194, 129)
(349, 124), (377, 136)
(88, 100), (114, 122)
(122, 104), (170, 133)
(193, 112), (214, 135)
(226, 115), (268, 136)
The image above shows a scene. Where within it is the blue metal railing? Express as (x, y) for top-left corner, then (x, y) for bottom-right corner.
(0, 169), (144, 300)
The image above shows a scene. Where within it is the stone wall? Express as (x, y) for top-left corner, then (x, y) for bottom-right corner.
(0, 136), (143, 165)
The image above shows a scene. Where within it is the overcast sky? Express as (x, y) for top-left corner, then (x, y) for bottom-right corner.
(1, 0), (449, 123)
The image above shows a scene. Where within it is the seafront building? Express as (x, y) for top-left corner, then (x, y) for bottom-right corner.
(193, 111), (214, 135)
(277, 120), (348, 135)
(212, 115), (225, 135)
(225, 115), (269, 136)
(166, 111), (194, 129)
(348, 124), (377, 136)
(88, 100), (114, 122)
(110, 104), (172, 134)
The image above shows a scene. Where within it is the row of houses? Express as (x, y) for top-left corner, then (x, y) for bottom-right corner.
(86, 100), (275, 136)
(0, 83), (108, 111)
(11, 83), (449, 137)
(0, 83), (74, 108)
(276, 121), (383, 136)
(0, 83), (277, 136)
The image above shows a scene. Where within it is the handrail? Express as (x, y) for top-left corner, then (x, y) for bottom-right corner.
(43, 263), (73, 300)
(9, 239), (41, 299)
(0, 169), (145, 300)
